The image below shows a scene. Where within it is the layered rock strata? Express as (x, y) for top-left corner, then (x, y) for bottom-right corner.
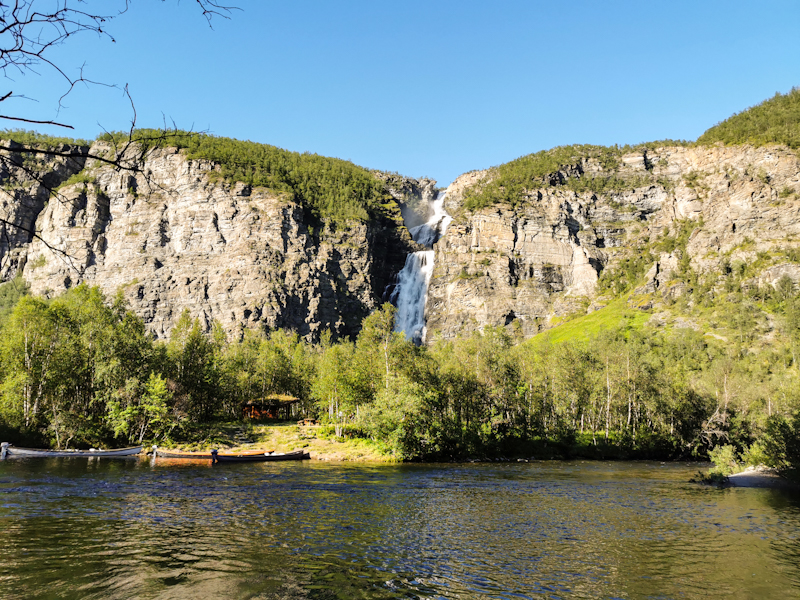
(2, 140), (799, 344)
(0, 142), (89, 279)
(426, 145), (800, 340)
(9, 144), (416, 340)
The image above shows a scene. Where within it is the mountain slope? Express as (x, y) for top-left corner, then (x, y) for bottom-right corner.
(0, 135), (422, 340)
(697, 87), (800, 148)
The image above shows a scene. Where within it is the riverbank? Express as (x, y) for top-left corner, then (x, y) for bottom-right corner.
(153, 422), (707, 463)
(158, 421), (396, 462)
(5, 459), (799, 599)
(0, 420), (696, 462)
(727, 466), (800, 491)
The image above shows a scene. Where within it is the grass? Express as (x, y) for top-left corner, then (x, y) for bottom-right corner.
(530, 296), (650, 346)
(250, 422), (396, 461)
(158, 420), (396, 462)
(54, 171), (96, 192)
(28, 255), (46, 270)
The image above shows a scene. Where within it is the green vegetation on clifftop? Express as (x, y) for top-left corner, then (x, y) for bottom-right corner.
(1, 129), (394, 223)
(0, 129), (89, 148)
(698, 87), (800, 148)
(98, 130), (392, 222)
(462, 142), (687, 212)
(461, 87), (800, 213)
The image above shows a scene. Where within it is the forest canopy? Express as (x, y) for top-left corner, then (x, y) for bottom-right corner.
(0, 128), (392, 223)
(0, 282), (799, 474)
(98, 130), (392, 223)
(697, 87), (800, 149)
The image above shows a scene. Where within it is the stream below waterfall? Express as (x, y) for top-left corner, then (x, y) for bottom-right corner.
(392, 191), (451, 344)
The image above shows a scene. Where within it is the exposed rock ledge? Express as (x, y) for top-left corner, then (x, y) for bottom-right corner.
(426, 143), (800, 341)
(4, 143), (418, 341)
(727, 467), (800, 491)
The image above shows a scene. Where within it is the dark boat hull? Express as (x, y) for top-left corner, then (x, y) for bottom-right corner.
(215, 450), (310, 462)
(153, 448), (310, 462)
(2, 444), (142, 458)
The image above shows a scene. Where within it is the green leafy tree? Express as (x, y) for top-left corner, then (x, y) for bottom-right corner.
(697, 87), (800, 149)
(0, 276), (29, 326)
(357, 303), (403, 391)
(760, 413), (800, 476)
(0, 296), (59, 429)
(167, 309), (221, 421)
(358, 375), (437, 459)
(106, 372), (172, 443)
(313, 342), (360, 436)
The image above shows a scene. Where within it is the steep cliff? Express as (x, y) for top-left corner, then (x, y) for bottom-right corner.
(0, 141), (89, 280)
(3, 90), (800, 345)
(425, 144), (800, 340)
(3, 142), (417, 340)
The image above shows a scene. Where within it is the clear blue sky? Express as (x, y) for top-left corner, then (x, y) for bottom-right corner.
(5, 0), (800, 185)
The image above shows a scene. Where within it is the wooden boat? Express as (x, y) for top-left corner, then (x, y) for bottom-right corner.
(214, 449), (310, 463)
(152, 446), (310, 463)
(153, 448), (216, 459)
(1, 442), (142, 458)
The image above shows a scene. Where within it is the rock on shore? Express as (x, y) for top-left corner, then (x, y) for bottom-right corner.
(727, 466), (800, 491)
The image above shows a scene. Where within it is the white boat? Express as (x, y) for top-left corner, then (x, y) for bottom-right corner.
(1, 442), (142, 458)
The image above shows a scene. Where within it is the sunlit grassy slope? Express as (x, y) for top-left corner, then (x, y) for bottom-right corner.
(528, 296), (652, 347)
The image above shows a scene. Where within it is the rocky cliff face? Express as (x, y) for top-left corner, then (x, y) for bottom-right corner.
(374, 172), (439, 230)
(0, 142), (89, 280)
(426, 144), (800, 340)
(2, 139), (799, 344)
(4, 143), (416, 340)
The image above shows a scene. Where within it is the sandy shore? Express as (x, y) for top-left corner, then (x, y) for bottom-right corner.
(727, 467), (800, 491)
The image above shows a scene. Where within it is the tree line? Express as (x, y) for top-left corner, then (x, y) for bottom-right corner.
(462, 88), (800, 214)
(2, 128), (396, 224)
(97, 129), (392, 223)
(460, 142), (686, 213)
(0, 282), (799, 471)
(697, 87), (800, 149)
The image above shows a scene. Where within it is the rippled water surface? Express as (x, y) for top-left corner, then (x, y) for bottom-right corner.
(1, 458), (799, 599)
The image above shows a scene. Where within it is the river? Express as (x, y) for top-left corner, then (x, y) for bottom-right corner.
(1, 459), (799, 599)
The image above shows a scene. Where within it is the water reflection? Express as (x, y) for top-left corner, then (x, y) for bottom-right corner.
(1, 459), (799, 599)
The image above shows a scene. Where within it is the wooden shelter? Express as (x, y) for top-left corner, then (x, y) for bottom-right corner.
(243, 396), (302, 421)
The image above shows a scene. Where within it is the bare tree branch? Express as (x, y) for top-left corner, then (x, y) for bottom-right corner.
(193, 0), (238, 27)
(0, 0), (238, 284)
(0, 1), (236, 126)
(0, 114), (74, 127)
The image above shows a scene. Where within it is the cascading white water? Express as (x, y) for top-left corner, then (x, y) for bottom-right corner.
(393, 251), (435, 344)
(408, 192), (452, 247)
(393, 191), (451, 344)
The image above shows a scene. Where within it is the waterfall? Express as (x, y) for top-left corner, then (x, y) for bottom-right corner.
(393, 251), (435, 345)
(393, 191), (451, 344)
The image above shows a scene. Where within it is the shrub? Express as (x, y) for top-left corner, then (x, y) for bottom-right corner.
(740, 441), (771, 468)
(760, 413), (800, 476)
(0, 129), (88, 147)
(708, 444), (740, 476)
(54, 171), (96, 192)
